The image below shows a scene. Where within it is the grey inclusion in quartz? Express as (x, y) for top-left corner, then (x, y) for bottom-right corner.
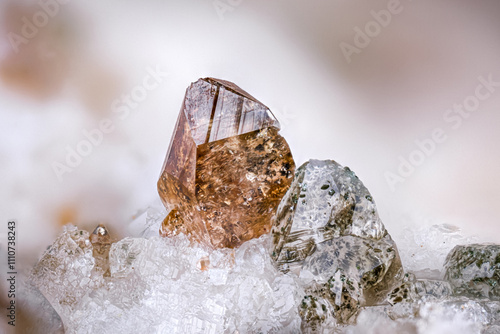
(387, 272), (452, 305)
(444, 244), (500, 300)
(270, 160), (403, 327)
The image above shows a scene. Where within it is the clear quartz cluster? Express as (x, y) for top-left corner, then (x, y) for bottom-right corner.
(348, 297), (500, 334)
(396, 223), (478, 278)
(30, 225), (104, 318)
(270, 160), (403, 330)
(31, 225), (303, 333)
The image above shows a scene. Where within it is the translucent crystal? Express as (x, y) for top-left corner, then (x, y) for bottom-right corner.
(30, 227), (303, 333)
(349, 297), (500, 334)
(396, 223), (477, 278)
(271, 160), (403, 328)
(90, 224), (112, 277)
(387, 272), (452, 304)
(444, 244), (500, 300)
(17, 278), (64, 334)
(271, 160), (390, 269)
(158, 78), (295, 249)
(30, 225), (104, 330)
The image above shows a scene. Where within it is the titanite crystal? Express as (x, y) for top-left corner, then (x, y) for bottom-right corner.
(270, 160), (403, 328)
(158, 78), (295, 249)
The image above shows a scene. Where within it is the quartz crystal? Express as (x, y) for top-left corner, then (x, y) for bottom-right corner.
(158, 78), (295, 249)
(30, 225), (303, 333)
(270, 160), (403, 328)
(349, 297), (500, 334)
(387, 272), (452, 304)
(444, 244), (500, 300)
(395, 223), (477, 278)
(30, 225), (105, 326)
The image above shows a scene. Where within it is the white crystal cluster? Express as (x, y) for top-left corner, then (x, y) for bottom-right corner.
(30, 218), (500, 334)
(29, 198), (498, 334)
(396, 223), (478, 278)
(31, 225), (303, 333)
(346, 296), (500, 334)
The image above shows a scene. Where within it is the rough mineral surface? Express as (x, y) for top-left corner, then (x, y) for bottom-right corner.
(30, 225), (303, 333)
(396, 223), (477, 279)
(90, 224), (112, 277)
(30, 226), (104, 319)
(348, 297), (500, 334)
(271, 160), (403, 330)
(444, 244), (500, 300)
(29, 215), (500, 333)
(387, 272), (452, 305)
(158, 78), (295, 249)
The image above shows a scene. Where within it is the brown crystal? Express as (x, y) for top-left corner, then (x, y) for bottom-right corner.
(90, 224), (111, 277)
(158, 78), (295, 249)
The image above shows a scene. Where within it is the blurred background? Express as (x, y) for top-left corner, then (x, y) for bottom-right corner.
(0, 0), (499, 285)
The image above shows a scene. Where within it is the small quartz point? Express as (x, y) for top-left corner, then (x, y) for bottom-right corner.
(270, 160), (403, 329)
(90, 224), (112, 277)
(158, 78), (295, 249)
(444, 244), (500, 300)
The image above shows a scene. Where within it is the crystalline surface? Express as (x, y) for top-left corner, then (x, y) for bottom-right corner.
(18, 279), (64, 334)
(271, 160), (389, 268)
(444, 244), (500, 300)
(30, 226), (303, 333)
(30, 225), (103, 321)
(90, 224), (112, 277)
(158, 78), (295, 249)
(396, 223), (477, 278)
(387, 272), (452, 304)
(348, 297), (500, 334)
(30, 217), (500, 333)
(271, 160), (403, 329)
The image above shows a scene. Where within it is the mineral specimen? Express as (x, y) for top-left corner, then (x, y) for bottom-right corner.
(387, 272), (452, 305)
(270, 160), (403, 328)
(352, 296), (500, 334)
(158, 78), (295, 249)
(30, 225), (303, 333)
(30, 225), (104, 326)
(90, 224), (112, 277)
(396, 223), (477, 279)
(444, 244), (500, 300)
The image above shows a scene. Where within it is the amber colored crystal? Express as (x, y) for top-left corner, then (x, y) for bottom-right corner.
(90, 224), (111, 277)
(158, 78), (295, 249)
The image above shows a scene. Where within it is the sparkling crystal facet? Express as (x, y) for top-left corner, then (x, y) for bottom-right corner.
(387, 272), (452, 304)
(444, 244), (500, 300)
(158, 78), (295, 249)
(90, 224), (112, 277)
(271, 160), (403, 327)
(31, 227), (303, 333)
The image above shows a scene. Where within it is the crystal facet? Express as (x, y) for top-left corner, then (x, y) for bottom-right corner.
(387, 272), (452, 304)
(90, 224), (112, 277)
(31, 227), (303, 333)
(271, 160), (403, 327)
(158, 78), (295, 249)
(444, 244), (500, 300)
